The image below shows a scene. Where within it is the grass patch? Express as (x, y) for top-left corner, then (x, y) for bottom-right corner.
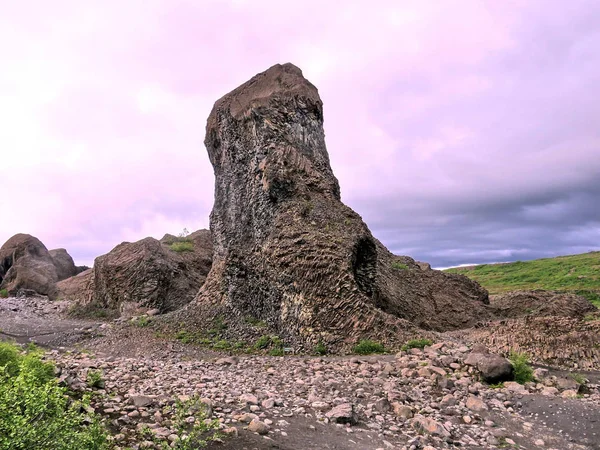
(391, 261), (409, 270)
(569, 373), (587, 385)
(401, 338), (433, 351)
(254, 335), (284, 353)
(244, 315), (267, 328)
(489, 382), (505, 389)
(0, 342), (109, 449)
(353, 339), (385, 355)
(313, 341), (328, 356)
(445, 251), (600, 306)
(170, 241), (194, 253)
(509, 352), (534, 384)
(132, 315), (151, 327)
(0, 289), (8, 299)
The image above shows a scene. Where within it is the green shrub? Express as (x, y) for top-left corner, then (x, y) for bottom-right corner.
(314, 341), (328, 356)
(509, 352), (534, 384)
(391, 261), (409, 270)
(401, 338), (433, 351)
(0, 289), (8, 298)
(212, 340), (231, 350)
(269, 348), (284, 356)
(86, 370), (104, 389)
(353, 339), (385, 355)
(170, 241), (194, 253)
(0, 342), (109, 450)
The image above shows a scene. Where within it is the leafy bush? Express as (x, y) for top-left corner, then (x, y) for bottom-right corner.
(401, 338), (433, 352)
(314, 341), (328, 356)
(0, 289), (8, 298)
(170, 241), (194, 253)
(269, 348), (284, 356)
(86, 370), (104, 389)
(391, 261), (409, 270)
(509, 352), (534, 384)
(0, 342), (109, 450)
(353, 339), (385, 355)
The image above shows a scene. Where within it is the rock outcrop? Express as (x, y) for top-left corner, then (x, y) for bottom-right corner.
(0, 234), (71, 299)
(490, 290), (597, 319)
(59, 230), (213, 314)
(49, 248), (79, 281)
(176, 63), (491, 351)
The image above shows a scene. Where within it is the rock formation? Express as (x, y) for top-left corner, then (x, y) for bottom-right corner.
(490, 290), (597, 319)
(59, 230), (213, 314)
(0, 233), (79, 299)
(49, 248), (79, 280)
(175, 63), (491, 351)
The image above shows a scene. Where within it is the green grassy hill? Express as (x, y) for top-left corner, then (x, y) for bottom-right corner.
(445, 251), (600, 307)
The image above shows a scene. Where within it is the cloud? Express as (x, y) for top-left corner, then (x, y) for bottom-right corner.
(0, 0), (598, 268)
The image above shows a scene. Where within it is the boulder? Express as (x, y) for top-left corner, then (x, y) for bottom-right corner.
(49, 248), (79, 280)
(464, 348), (514, 383)
(174, 63), (491, 351)
(58, 230), (212, 313)
(0, 234), (60, 299)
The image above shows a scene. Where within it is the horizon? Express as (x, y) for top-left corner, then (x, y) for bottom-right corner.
(1, 0), (599, 268)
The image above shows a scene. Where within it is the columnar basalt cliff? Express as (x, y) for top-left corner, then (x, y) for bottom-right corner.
(179, 63), (491, 350)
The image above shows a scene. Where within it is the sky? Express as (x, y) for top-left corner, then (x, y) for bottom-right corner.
(1, 0), (599, 268)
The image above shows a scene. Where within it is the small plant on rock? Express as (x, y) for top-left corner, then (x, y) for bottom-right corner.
(509, 351), (534, 384)
(391, 261), (409, 270)
(86, 369), (104, 389)
(353, 339), (385, 355)
(401, 338), (433, 351)
(314, 341), (328, 356)
(0, 289), (8, 298)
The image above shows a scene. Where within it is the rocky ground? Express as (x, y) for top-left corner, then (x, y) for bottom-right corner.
(2, 295), (600, 449)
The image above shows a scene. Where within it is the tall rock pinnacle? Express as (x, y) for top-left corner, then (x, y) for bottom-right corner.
(181, 63), (490, 351)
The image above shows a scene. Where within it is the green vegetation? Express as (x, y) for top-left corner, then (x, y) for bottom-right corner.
(244, 315), (267, 328)
(86, 369), (104, 389)
(401, 338), (433, 352)
(391, 261), (409, 270)
(313, 341), (328, 356)
(569, 373), (587, 385)
(170, 241), (194, 253)
(509, 352), (534, 384)
(0, 289), (8, 298)
(0, 342), (109, 450)
(132, 315), (151, 327)
(489, 382), (505, 389)
(445, 251), (600, 306)
(137, 395), (220, 449)
(353, 339), (385, 355)
(254, 334), (284, 352)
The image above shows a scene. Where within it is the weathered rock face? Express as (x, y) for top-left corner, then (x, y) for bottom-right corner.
(49, 248), (79, 281)
(490, 290), (597, 319)
(59, 230), (213, 313)
(180, 63), (490, 350)
(458, 315), (600, 370)
(0, 234), (61, 299)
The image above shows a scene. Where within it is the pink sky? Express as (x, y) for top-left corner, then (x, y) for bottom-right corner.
(1, 0), (599, 267)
